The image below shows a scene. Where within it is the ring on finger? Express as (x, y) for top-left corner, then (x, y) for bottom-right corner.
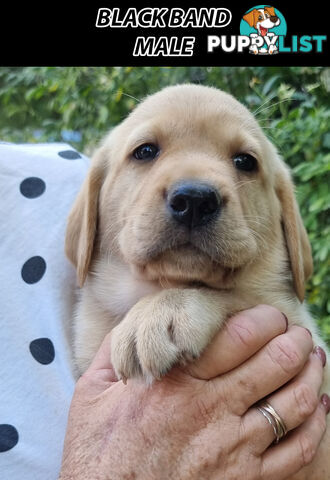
(256, 401), (287, 444)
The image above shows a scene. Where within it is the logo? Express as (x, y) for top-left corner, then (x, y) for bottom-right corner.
(240, 5), (286, 55)
(95, 6), (327, 57)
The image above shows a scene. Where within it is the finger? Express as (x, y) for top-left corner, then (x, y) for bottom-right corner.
(84, 331), (118, 383)
(187, 305), (287, 380)
(260, 401), (328, 480)
(216, 325), (313, 415)
(244, 348), (325, 453)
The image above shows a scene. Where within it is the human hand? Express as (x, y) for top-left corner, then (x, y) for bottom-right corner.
(59, 305), (329, 480)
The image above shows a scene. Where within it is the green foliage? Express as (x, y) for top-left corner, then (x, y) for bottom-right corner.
(0, 67), (329, 340)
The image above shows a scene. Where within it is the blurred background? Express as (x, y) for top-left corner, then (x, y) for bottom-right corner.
(0, 66), (329, 342)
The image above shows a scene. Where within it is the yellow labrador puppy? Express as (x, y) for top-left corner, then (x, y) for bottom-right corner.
(66, 84), (329, 389)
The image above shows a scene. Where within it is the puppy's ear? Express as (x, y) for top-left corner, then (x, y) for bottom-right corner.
(265, 6), (276, 17)
(276, 169), (313, 302)
(243, 9), (257, 27)
(65, 148), (107, 287)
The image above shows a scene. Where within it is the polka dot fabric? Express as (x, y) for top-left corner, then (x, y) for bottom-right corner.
(0, 143), (89, 479)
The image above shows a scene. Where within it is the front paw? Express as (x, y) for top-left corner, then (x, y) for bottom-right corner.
(110, 292), (219, 383)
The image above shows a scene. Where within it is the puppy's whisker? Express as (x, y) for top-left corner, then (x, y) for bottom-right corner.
(220, 218), (271, 251)
(252, 94), (277, 115)
(233, 179), (258, 190)
(241, 214), (268, 220)
(233, 179), (257, 186)
(102, 212), (142, 249)
(103, 229), (125, 257)
(241, 217), (272, 227)
(121, 92), (141, 103)
(254, 98), (293, 116)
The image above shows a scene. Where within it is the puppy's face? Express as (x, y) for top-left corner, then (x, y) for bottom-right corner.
(66, 85), (312, 300)
(243, 7), (280, 33)
(97, 86), (280, 285)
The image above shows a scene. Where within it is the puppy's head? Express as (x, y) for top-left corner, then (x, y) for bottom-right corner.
(243, 7), (280, 32)
(66, 85), (312, 301)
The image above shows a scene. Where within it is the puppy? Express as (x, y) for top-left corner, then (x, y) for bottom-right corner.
(243, 6), (280, 37)
(65, 84), (329, 389)
(243, 7), (281, 55)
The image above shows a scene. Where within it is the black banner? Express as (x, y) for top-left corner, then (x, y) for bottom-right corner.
(1, 1), (329, 66)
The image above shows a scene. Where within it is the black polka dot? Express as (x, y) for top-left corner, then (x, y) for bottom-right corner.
(58, 150), (81, 160)
(20, 177), (46, 198)
(21, 256), (46, 284)
(29, 338), (55, 365)
(0, 424), (19, 452)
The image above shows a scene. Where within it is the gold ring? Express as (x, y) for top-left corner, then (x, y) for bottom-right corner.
(257, 401), (287, 444)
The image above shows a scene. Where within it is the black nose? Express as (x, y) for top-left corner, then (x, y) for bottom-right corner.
(167, 181), (221, 228)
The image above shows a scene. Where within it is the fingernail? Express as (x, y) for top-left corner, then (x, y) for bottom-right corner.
(281, 313), (288, 331)
(321, 394), (330, 414)
(313, 346), (327, 367)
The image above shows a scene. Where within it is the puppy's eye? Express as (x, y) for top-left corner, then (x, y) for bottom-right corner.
(133, 143), (159, 161)
(233, 154), (258, 172)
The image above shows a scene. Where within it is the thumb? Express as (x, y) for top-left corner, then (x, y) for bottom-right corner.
(81, 332), (118, 391)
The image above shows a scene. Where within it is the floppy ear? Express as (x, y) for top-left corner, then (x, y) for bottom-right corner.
(243, 9), (257, 27)
(276, 169), (313, 302)
(65, 148), (107, 287)
(265, 6), (276, 17)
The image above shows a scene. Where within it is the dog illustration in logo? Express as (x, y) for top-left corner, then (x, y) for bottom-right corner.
(243, 6), (281, 55)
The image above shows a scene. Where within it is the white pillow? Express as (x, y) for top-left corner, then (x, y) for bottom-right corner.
(0, 142), (89, 479)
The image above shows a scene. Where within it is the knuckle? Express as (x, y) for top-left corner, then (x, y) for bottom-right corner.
(294, 383), (318, 419)
(298, 432), (317, 466)
(267, 336), (302, 374)
(227, 316), (256, 348)
(254, 304), (284, 328)
(238, 375), (258, 399)
(255, 304), (281, 319)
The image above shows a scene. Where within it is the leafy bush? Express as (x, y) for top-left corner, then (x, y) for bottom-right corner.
(0, 67), (329, 340)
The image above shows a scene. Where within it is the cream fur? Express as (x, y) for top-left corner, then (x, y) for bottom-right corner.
(65, 85), (329, 395)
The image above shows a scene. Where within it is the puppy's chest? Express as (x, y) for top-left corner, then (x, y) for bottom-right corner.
(92, 258), (293, 321)
(92, 261), (162, 317)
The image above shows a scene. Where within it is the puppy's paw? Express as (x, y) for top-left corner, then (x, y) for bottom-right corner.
(110, 290), (220, 383)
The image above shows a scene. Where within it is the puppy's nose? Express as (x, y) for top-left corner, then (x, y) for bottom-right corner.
(167, 181), (221, 228)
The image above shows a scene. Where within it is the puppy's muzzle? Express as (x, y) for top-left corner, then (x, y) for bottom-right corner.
(167, 181), (221, 229)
